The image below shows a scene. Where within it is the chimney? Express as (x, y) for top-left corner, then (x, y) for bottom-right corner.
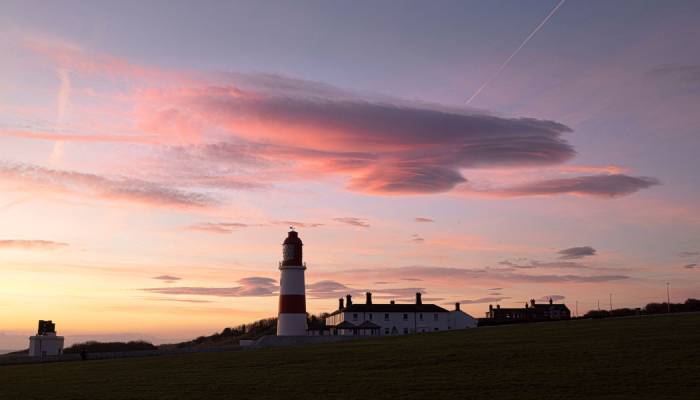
(366, 292), (372, 305)
(455, 302), (460, 311)
(415, 292), (422, 305)
(346, 294), (352, 307)
(525, 302), (529, 309)
(530, 299), (536, 307)
(496, 304), (500, 309)
(549, 298), (553, 305)
(390, 300), (395, 305)
(339, 298), (344, 310)
(489, 304), (493, 311)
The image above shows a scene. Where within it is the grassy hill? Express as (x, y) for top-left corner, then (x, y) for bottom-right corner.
(1, 313), (698, 400)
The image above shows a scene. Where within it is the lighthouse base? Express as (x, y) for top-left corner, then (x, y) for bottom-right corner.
(277, 313), (307, 336)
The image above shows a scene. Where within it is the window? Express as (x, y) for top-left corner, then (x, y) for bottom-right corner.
(353, 313), (358, 321)
(434, 328), (438, 331)
(419, 313), (423, 321)
(384, 313), (389, 321)
(434, 313), (438, 321)
(403, 313), (408, 321)
(403, 328), (408, 334)
(369, 313), (373, 320)
(384, 328), (389, 335)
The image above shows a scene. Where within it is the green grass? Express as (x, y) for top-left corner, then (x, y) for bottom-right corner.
(2, 313), (699, 399)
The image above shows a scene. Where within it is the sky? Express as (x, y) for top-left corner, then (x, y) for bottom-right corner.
(1, 0), (699, 348)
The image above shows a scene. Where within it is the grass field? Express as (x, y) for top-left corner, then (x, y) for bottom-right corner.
(1, 313), (699, 399)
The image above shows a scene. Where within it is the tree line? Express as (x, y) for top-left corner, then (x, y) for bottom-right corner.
(583, 298), (699, 319)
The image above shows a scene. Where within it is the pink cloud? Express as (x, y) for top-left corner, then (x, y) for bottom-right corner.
(13, 40), (659, 199)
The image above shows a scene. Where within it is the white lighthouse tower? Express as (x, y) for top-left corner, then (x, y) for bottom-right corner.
(277, 229), (307, 336)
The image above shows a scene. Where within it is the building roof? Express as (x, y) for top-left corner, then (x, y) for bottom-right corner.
(334, 321), (357, 329)
(534, 304), (570, 312)
(356, 321), (381, 329)
(328, 303), (449, 316)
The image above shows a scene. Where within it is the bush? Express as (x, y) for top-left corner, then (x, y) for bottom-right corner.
(64, 340), (156, 354)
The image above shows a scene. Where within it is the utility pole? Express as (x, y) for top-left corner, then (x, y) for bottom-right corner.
(575, 301), (578, 318)
(597, 299), (600, 311)
(666, 282), (671, 313)
(609, 293), (613, 312)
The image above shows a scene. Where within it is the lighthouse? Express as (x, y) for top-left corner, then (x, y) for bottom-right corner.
(277, 229), (307, 336)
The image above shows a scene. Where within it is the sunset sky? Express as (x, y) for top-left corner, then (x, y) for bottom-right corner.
(1, 0), (699, 348)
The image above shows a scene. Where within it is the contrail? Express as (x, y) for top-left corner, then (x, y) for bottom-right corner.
(466, 0), (566, 105)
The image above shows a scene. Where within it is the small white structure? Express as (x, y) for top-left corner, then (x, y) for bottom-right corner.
(323, 293), (476, 336)
(277, 229), (308, 336)
(449, 302), (478, 329)
(28, 320), (64, 358)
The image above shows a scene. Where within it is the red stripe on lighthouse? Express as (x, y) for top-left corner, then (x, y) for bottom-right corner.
(279, 294), (306, 313)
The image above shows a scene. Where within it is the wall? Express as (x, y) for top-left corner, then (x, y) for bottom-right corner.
(28, 335), (64, 357)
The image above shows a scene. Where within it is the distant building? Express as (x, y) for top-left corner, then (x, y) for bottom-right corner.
(317, 292), (477, 336)
(28, 320), (64, 358)
(485, 298), (571, 322)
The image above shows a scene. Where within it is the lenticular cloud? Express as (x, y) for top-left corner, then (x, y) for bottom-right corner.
(149, 74), (578, 194)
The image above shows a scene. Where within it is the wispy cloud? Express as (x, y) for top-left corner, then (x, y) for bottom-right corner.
(463, 174), (659, 198)
(649, 64), (700, 83)
(306, 280), (360, 298)
(339, 266), (629, 284)
(186, 222), (251, 234)
(499, 259), (593, 270)
(0, 240), (68, 250)
(683, 263), (697, 269)
(537, 295), (566, 302)
(411, 234), (425, 244)
(414, 217), (434, 223)
(147, 297), (212, 304)
(0, 162), (216, 208)
(270, 220), (324, 229)
(456, 296), (510, 304)
(558, 246), (597, 260)
(142, 277), (278, 297)
(143, 277), (426, 301)
(334, 217), (370, 228)
(152, 275), (182, 283)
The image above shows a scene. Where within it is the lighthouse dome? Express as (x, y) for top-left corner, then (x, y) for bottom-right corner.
(281, 230), (303, 266)
(283, 230), (303, 246)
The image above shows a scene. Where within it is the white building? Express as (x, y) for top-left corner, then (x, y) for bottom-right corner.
(323, 292), (477, 336)
(28, 320), (64, 358)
